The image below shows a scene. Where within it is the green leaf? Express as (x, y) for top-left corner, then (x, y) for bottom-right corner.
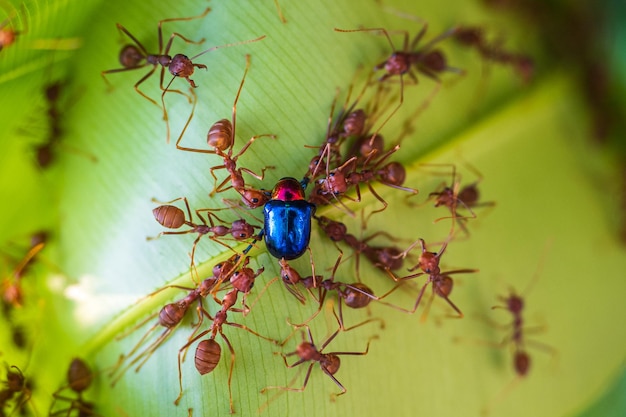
(1, 0), (625, 417)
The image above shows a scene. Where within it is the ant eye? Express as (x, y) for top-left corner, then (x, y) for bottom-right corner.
(251, 198), (259, 203)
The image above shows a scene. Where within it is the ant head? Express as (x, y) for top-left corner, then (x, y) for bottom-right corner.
(213, 258), (236, 277)
(280, 261), (301, 285)
(0, 31), (16, 50)
(30, 231), (48, 248)
(45, 82), (63, 102)
(230, 269), (254, 293)
(241, 189), (270, 208)
(169, 54), (194, 78)
(231, 220), (255, 240)
(384, 52), (411, 76)
(418, 251), (439, 274)
(324, 170), (349, 195)
(6, 366), (25, 391)
(2, 282), (23, 307)
(308, 155), (322, 174)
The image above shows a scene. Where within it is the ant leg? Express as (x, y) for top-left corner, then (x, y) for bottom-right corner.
(232, 134), (277, 161)
(158, 7), (211, 54)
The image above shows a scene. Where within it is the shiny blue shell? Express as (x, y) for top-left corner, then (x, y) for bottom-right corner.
(263, 199), (315, 260)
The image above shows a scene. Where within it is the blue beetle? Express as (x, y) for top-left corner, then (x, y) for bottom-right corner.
(263, 177), (316, 260)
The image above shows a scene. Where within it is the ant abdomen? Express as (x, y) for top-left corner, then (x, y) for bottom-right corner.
(343, 109), (366, 137)
(67, 358), (93, 393)
(343, 283), (373, 309)
(207, 119), (234, 151)
(153, 205), (186, 229)
(195, 339), (221, 375)
(514, 350), (530, 376)
(159, 302), (187, 328)
(119, 44), (144, 68)
(379, 162), (406, 186)
(435, 275), (454, 298)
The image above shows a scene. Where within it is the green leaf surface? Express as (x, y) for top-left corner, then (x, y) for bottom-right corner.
(1, 0), (625, 417)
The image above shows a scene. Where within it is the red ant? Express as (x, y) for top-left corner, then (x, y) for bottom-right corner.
(0, 2), (27, 52)
(303, 73), (380, 183)
(387, 238), (478, 320)
(336, 23), (461, 84)
(101, 7), (211, 105)
(339, 81), (405, 168)
(0, 364), (32, 416)
(418, 162), (495, 236)
(175, 54), (275, 209)
(49, 358), (102, 416)
(32, 79), (97, 169)
(281, 253), (382, 330)
(479, 254), (556, 415)
(101, 8), (266, 142)
(454, 25), (534, 83)
(1, 235), (46, 311)
(315, 216), (405, 279)
(259, 312), (378, 406)
(311, 144), (417, 215)
(109, 255), (242, 386)
(174, 261), (274, 413)
(149, 197), (258, 280)
(335, 22), (462, 141)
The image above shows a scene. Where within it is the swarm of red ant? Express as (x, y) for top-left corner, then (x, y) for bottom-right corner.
(0, 2), (552, 416)
(93, 5), (544, 414)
